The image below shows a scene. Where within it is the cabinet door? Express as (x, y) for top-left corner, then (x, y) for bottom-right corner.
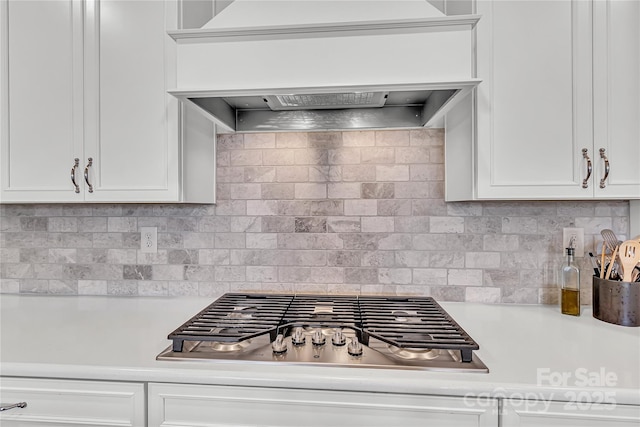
(0, 377), (145, 426)
(149, 383), (499, 427)
(475, 0), (593, 199)
(501, 399), (640, 427)
(0, 0), (84, 203)
(592, 0), (640, 199)
(83, 0), (180, 202)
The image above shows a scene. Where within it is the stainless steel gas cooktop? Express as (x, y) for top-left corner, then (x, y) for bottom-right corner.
(157, 293), (488, 373)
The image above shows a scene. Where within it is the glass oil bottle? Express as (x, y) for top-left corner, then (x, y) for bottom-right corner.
(561, 247), (581, 316)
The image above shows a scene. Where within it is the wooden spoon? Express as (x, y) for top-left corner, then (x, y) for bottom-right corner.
(618, 240), (640, 282)
(605, 245), (619, 280)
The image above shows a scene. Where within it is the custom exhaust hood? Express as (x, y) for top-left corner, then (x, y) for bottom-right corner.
(169, 0), (480, 133)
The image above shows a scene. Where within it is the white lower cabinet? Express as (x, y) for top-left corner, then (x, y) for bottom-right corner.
(148, 383), (498, 427)
(501, 399), (640, 427)
(0, 377), (145, 426)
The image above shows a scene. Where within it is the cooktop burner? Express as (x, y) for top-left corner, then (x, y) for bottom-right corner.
(157, 293), (488, 372)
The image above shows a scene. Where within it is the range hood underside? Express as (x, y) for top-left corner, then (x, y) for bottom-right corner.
(185, 88), (460, 132)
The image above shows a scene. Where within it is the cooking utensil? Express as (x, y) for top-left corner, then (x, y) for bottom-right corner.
(618, 240), (640, 282)
(600, 243), (608, 279)
(601, 229), (620, 252)
(588, 252), (600, 276)
(605, 245), (619, 280)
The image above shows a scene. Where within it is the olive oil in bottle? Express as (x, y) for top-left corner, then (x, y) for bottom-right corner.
(561, 247), (581, 316)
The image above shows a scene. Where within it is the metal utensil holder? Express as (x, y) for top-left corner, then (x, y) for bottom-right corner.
(592, 276), (640, 327)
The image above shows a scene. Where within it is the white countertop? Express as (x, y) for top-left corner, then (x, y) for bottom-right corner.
(1, 294), (639, 405)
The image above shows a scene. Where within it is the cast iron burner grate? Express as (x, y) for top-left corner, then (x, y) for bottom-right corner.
(168, 293), (479, 363)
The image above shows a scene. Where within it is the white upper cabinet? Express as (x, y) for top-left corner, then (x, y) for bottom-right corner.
(446, 0), (640, 201)
(592, 0), (640, 198)
(1, 0), (85, 202)
(0, 0), (216, 203)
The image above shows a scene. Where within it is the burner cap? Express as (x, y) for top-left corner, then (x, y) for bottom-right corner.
(387, 345), (441, 360)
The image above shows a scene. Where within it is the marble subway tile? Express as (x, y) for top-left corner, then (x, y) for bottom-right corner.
(465, 286), (501, 303)
(261, 183), (295, 200)
(361, 147), (394, 164)
(294, 217), (327, 233)
(276, 132), (308, 148)
(395, 147), (429, 164)
(123, 265), (153, 280)
(168, 249), (199, 264)
(49, 218), (79, 233)
(342, 165), (376, 182)
(107, 217), (137, 232)
(78, 280), (108, 295)
(328, 148), (360, 165)
(19, 279), (49, 294)
(429, 217), (464, 234)
(264, 149), (295, 165)
(375, 130), (409, 146)
(327, 250), (361, 267)
(199, 249), (230, 265)
(20, 217), (48, 231)
(342, 131), (375, 147)
(246, 266), (278, 282)
(344, 200), (377, 216)
(214, 266), (245, 282)
(107, 280), (138, 296)
(309, 166), (342, 183)
(244, 133), (275, 149)
(49, 279), (77, 295)
(78, 217), (107, 232)
(246, 233), (278, 249)
(308, 132), (342, 149)
(328, 183), (360, 199)
(361, 183), (394, 199)
(138, 281), (168, 296)
(294, 183), (327, 199)
(361, 251), (395, 267)
(326, 217), (360, 233)
(168, 281), (199, 296)
(448, 269), (483, 286)
(1, 217), (21, 232)
(361, 217), (394, 233)
(344, 267), (378, 284)
(378, 268), (411, 284)
(230, 150), (262, 166)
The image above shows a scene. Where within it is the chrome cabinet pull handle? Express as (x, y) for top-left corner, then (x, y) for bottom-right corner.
(599, 148), (610, 188)
(582, 148), (592, 189)
(0, 402), (27, 411)
(84, 157), (94, 193)
(71, 158), (80, 193)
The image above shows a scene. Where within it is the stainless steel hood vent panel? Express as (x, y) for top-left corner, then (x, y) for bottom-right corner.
(169, 1), (480, 132)
(172, 83), (475, 132)
(264, 92), (389, 110)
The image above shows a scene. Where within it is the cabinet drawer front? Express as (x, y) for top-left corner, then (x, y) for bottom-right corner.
(502, 399), (640, 427)
(0, 377), (144, 426)
(149, 383), (497, 427)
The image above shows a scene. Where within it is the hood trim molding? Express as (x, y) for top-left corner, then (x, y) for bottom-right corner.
(168, 15), (480, 42)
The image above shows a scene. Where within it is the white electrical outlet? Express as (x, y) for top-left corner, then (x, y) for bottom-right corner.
(563, 227), (584, 257)
(140, 227), (157, 253)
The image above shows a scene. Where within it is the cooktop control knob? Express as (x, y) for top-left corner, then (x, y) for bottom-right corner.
(331, 328), (346, 346)
(311, 330), (326, 346)
(291, 327), (305, 346)
(347, 337), (363, 357)
(271, 334), (287, 354)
